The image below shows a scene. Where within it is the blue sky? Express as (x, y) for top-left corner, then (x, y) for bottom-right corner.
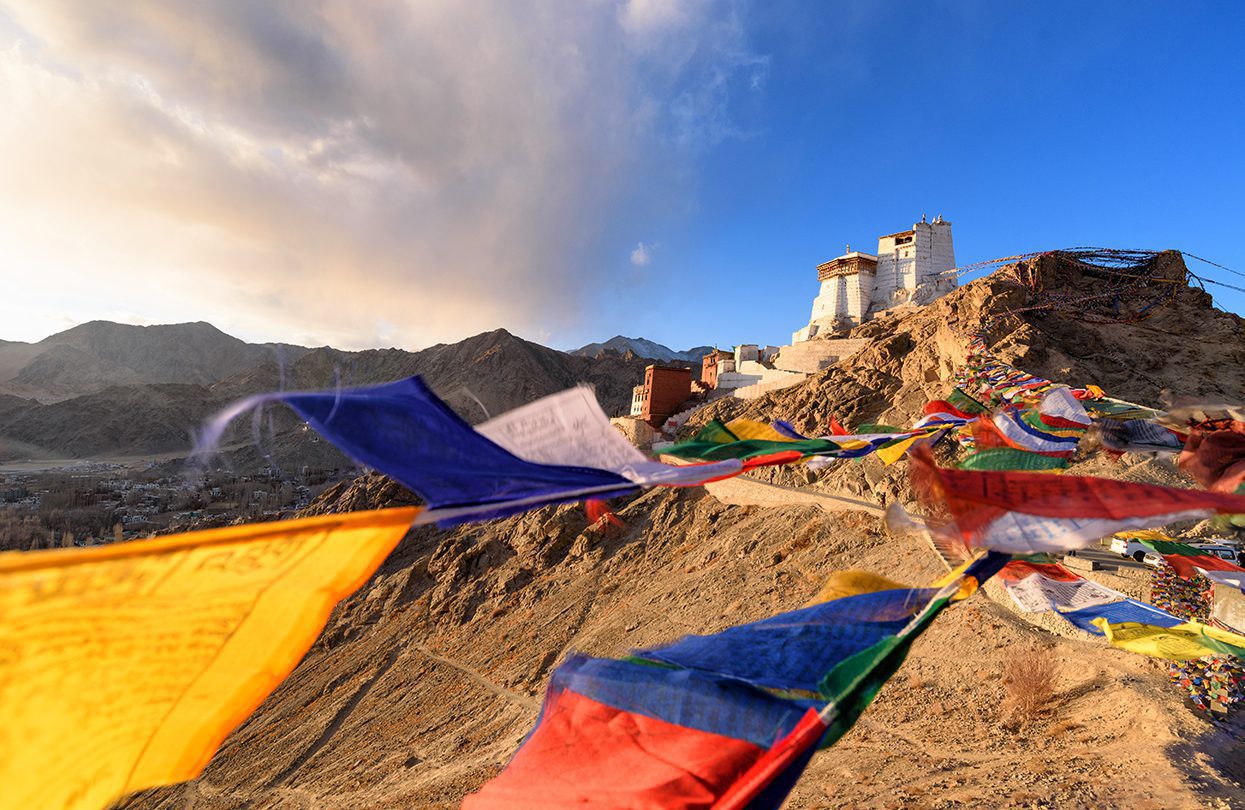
(596, 2), (1245, 351)
(1, 1), (1242, 352)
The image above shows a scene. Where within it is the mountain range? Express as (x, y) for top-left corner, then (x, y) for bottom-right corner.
(570, 335), (713, 364)
(0, 322), (698, 463)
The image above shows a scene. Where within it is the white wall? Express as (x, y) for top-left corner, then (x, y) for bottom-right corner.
(928, 220), (955, 288)
(734, 344), (761, 365)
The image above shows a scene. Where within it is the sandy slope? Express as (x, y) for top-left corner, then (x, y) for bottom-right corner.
(118, 475), (1245, 810)
(119, 254), (1245, 809)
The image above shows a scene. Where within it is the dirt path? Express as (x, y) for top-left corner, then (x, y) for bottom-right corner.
(660, 458), (886, 516)
(409, 643), (540, 712)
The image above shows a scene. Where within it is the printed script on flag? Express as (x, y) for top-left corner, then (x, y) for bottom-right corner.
(0, 507), (418, 810)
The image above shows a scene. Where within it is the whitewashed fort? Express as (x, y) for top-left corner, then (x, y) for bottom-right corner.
(794, 213), (955, 341)
(624, 215), (957, 435)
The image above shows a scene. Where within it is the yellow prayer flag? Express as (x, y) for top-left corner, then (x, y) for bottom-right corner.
(876, 434), (922, 466)
(0, 506), (419, 810)
(807, 556), (983, 607)
(932, 556), (983, 601)
(723, 418), (797, 443)
(1110, 529), (1174, 543)
(1092, 619), (1245, 660)
(806, 570), (908, 606)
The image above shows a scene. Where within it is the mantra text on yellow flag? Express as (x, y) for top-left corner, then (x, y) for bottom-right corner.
(0, 506), (419, 810)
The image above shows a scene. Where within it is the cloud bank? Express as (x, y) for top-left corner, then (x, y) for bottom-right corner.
(0, 0), (762, 348)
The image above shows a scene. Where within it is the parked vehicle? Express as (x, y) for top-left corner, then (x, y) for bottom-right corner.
(1188, 543), (1243, 566)
(1110, 536), (1151, 562)
(1138, 543), (1240, 569)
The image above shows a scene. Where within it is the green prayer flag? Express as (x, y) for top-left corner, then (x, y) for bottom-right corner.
(957, 448), (1069, 471)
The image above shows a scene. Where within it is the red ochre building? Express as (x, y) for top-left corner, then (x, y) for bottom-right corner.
(634, 364), (692, 427)
(700, 349), (733, 389)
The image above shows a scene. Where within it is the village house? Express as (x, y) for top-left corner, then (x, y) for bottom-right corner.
(631, 364), (693, 427)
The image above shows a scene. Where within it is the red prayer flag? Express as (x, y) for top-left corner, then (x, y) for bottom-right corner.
(462, 689), (767, 809)
(908, 446), (1245, 553)
(1178, 419), (1245, 493)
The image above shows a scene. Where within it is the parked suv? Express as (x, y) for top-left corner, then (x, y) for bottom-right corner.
(1188, 543), (1242, 566)
(1109, 536), (1153, 562)
(1139, 542), (1242, 568)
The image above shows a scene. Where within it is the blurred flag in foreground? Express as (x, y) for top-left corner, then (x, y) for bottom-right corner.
(464, 553), (1008, 809)
(907, 446), (1245, 554)
(199, 379), (743, 525)
(0, 507), (419, 810)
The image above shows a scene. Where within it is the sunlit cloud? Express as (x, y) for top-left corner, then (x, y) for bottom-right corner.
(0, 0), (764, 349)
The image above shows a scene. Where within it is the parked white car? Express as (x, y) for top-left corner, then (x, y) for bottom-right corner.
(1139, 543), (1241, 569)
(1109, 536), (1152, 562)
(1188, 543), (1242, 566)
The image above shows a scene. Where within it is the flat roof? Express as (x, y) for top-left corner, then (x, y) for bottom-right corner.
(878, 229), (916, 240)
(818, 251), (878, 267)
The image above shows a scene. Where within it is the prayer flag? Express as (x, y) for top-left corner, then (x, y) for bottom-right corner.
(806, 570), (909, 605)
(957, 448), (1068, 471)
(1058, 599), (1183, 635)
(990, 407), (1082, 456)
(946, 388), (989, 415)
(636, 588), (940, 695)
(468, 554), (1008, 808)
(996, 561), (1121, 613)
(202, 378), (645, 524)
(1178, 419), (1245, 493)
(475, 386), (743, 487)
(1098, 420), (1183, 455)
(1130, 537), (1245, 585)
(1094, 620), (1245, 660)
(908, 445), (1245, 553)
(0, 507), (419, 810)
(460, 655), (821, 810)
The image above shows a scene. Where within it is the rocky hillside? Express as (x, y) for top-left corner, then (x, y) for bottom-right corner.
(694, 250), (1245, 434)
(696, 250), (1245, 501)
(119, 253), (1245, 809)
(0, 384), (220, 459)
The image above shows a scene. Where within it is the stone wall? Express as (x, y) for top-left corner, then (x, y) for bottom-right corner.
(610, 416), (656, 450)
(773, 338), (869, 374)
(807, 269), (875, 331)
(731, 375), (809, 400)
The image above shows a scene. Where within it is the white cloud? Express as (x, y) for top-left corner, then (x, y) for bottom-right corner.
(630, 241), (654, 267)
(0, 0), (764, 348)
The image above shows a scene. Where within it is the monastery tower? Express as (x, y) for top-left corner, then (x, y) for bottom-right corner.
(794, 215), (955, 342)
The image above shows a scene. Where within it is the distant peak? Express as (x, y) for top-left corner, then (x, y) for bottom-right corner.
(570, 336), (711, 363)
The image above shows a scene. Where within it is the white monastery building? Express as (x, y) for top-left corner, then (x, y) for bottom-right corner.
(633, 213), (961, 415)
(793, 214), (955, 342)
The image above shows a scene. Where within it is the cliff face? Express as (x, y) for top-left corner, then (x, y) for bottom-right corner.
(119, 254), (1245, 810)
